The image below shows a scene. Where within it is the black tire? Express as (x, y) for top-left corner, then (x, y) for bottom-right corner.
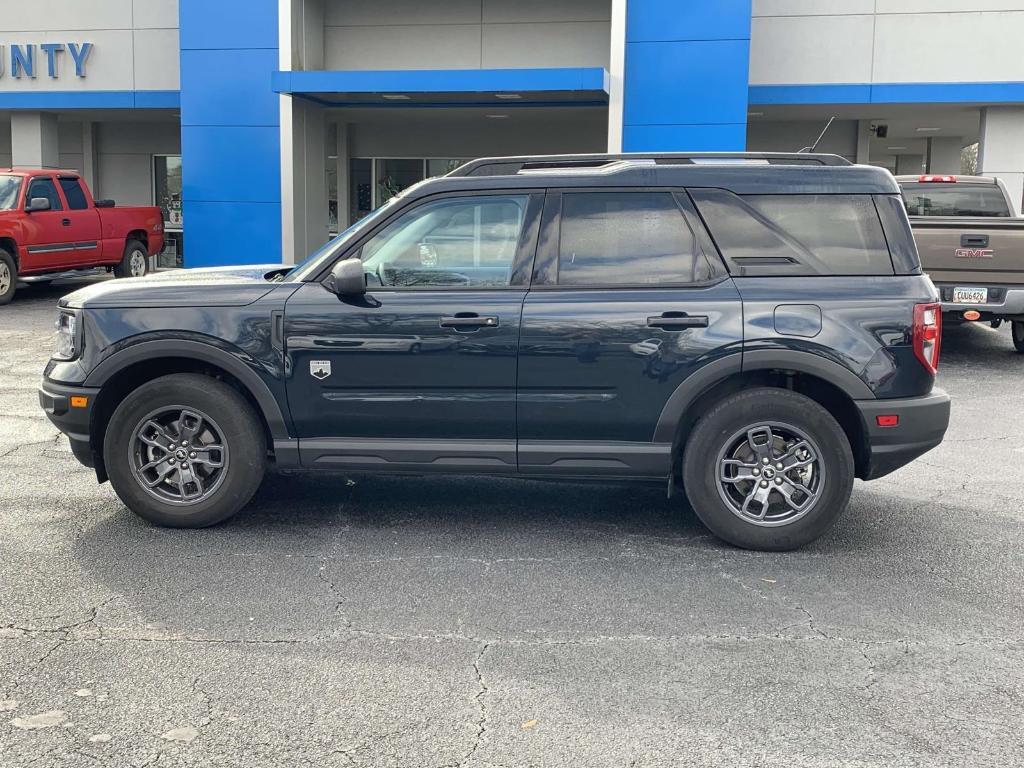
(0, 248), (17, 305)
(682, 388), (855, 551)
(113, 238), (149, 278)
(103, 373), (266, 527)
(1013, 321), (1024, 353)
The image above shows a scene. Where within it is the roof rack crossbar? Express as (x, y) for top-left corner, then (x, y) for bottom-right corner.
(449, 152), (853, 177)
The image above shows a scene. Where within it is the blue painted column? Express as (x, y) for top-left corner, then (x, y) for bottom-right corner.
(622, 0), (752, 152)
(179, 0), (281, 266)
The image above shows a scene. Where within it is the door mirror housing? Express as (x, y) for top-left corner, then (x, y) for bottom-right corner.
(327, 257), (367, 296)
(26, 197), (51, 212)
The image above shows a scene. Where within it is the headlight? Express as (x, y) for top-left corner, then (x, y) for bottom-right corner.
(53, 311), (80, 361)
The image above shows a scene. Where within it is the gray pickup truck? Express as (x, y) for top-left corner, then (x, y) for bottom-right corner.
(898, 174), (1024, 352)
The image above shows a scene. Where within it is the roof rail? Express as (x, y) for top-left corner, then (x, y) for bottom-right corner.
(449, 152), (853, 177)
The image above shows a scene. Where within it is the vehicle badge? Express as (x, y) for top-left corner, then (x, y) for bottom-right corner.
(310, 360), (331, 380)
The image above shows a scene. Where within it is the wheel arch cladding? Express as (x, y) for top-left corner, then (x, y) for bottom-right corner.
(661, 366), (870, 481)
(86, 342), (290, 475)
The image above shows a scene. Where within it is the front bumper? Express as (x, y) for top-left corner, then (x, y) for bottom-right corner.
(937, 284), (1024, 318)
(39, 381), (100, 469)
(855, 388), (950, 480)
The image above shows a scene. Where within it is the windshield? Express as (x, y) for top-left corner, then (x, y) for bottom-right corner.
(0, 175), (22, 210)
(284, 182), (430, 282)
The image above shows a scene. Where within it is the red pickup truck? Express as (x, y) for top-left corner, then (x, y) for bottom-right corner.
(0, 169), (164, 304)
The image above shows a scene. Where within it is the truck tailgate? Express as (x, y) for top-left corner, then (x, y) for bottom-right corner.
(911, 217), (1024, 285)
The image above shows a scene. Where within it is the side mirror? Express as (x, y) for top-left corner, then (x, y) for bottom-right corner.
(327, 257), (366, 296)
(26, 197), (51, 212)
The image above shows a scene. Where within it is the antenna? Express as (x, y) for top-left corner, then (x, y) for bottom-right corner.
(799, 116), (837, 153)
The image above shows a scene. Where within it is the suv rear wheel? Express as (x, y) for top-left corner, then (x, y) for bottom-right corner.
(1012, 321), (1024, 353)
(682, 388), (854, 551)
(103, 373), (266, 527)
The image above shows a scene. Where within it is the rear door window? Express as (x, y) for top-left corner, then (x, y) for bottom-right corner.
(690, 190), (894, 276)
(900, 182), (1011, 217)
(58, 178), (89, 210)
(556, 191), (717, 286)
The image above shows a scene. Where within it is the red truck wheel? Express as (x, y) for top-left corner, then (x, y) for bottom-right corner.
(0, 249), (17, 305)
(114, 239), (149, 279)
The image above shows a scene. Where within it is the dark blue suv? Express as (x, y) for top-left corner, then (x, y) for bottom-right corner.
(39, 153), (950, 550)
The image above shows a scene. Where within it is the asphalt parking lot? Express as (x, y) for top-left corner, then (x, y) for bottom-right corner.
(2, 278), (1022, 767)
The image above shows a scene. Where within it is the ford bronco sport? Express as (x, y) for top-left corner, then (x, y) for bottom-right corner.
(39, 153), (950, 551)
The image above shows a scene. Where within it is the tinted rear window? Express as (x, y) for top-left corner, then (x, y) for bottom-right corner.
(58, 178), (88, 210)
(900, 182), (1011, 217)
(691, 190), (894, 276)
(557, 191), (707, 286)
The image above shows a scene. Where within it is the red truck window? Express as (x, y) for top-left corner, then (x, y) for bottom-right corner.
(27, 178), (63, 211)
(58, 178), (89, 210)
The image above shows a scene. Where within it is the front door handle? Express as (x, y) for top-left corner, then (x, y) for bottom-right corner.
(61, 218), (71, 226)
(647, 312), (709, 330)
(440, 313), (499, 331)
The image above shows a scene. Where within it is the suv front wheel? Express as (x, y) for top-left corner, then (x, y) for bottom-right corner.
(682, 388), (854, 551)
(103, 373), (266, 527)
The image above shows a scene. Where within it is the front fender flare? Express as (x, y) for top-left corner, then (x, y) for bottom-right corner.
(84, 338), (291, 440)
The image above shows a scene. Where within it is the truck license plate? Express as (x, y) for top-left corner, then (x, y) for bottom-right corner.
(953, 287), (988, 304)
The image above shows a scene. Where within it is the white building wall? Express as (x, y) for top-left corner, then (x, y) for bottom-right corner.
(322, 0), (611, 70)
(93, 121), (181, 205)
(0, 0), (179, 92)
(751, 1), (1024, 85)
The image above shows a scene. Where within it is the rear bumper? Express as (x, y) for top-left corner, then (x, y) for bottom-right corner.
(855, 389), (950, 480)
(39, 381), (100, 470)
(936, 284), (1024, 318)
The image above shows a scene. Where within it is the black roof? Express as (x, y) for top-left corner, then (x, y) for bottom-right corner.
(398, 153), (900, 198)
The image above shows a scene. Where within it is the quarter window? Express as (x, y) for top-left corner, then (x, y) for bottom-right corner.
(359, 195), (529, 289)
(557, 192), (702, 286)
(27, 178), (63, 211)
(691, 190), (894, 276)
(58, 178), (88, 210)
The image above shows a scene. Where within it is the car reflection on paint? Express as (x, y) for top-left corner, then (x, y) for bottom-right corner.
(629, 338), (663, 357)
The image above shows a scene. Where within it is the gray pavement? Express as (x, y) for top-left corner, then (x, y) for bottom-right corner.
(1, 278), (1022, 767)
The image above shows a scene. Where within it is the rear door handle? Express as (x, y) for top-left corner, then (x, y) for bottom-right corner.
(961, 234), (989, 248)
(647, 312), (709, 330)
(61, 218), (71, 226)
(440, 313), (499, 331)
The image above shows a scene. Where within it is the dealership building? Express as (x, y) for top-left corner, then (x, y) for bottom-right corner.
(3, 0), (1024, 267)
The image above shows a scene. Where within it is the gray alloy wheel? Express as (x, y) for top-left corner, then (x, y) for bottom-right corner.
(128, 406), (229, 505)
(129, 247), (148, 277)
(715, 421), (825, 527)
(0, 261), (10, 296)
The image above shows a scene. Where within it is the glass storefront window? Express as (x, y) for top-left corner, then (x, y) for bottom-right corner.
(350, 158), (372, 224)
(377, 159), (424, 205)
(153, 155), (184, 268)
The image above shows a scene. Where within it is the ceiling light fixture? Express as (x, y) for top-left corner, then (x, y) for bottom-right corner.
(485, 114), (509, 119)
(495, 93), (522, 100)
(382, 94), (411, 101)
(887, 146), (908, 151)
(916, 127), (941, 133)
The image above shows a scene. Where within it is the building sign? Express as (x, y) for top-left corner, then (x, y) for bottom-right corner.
(0, 43), (93, 79)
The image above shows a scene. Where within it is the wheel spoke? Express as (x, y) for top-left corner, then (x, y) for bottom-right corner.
(740, 482), (771, 519)
(176, 464), (204, 500)
(777, 477), (816, 512)
(175, 410), (205, 444)
(191, 444), (224, 469)
(720, 458), (758, 484)
(138, 420), (173, 451)
(144, 461), (177, 488)
(779, 440), (817, 471)
(745, 426), (775, 463)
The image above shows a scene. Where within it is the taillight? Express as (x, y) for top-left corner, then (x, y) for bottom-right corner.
(918, 175), (957, 183)
(913, 303), (942, 375)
